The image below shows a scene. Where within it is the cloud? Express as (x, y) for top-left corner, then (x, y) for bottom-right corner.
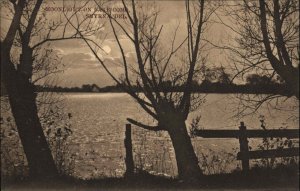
(55, 51), (127, 87)
(62, 52), (98, 69)
(41, 0), (231, 88)
(61, 51), (126, 69)
(57, 67), (116, 87)
(52, 39), (85, 50)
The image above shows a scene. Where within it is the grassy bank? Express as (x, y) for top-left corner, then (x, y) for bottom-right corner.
(2, 165), (299, 190)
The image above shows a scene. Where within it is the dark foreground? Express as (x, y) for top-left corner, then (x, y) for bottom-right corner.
(2, 167), (299, 191)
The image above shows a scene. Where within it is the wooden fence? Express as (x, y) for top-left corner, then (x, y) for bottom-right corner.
(124, 122), (299, 174)
(124, 124), (134, 177)
(192, 122), (299, 171)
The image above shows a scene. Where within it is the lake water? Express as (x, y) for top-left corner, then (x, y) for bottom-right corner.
(65, 93), (299, 132)
(61, 93), (298, 178)
(1, 93), (299, 179)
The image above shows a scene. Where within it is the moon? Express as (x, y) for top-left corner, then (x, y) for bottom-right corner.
(103, 45), (111, 54)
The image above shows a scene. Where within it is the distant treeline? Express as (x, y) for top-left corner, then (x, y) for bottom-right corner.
(34, 82), (292, 96)
(1, 74), (293, 96)
(35, 84), (123, 93)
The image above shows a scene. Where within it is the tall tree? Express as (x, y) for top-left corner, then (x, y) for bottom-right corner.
(258, 0), (299, 98)
(0, 0), (96, 178)
(70, 0), (216, 181)
(212, 0), (299, 116)
(1, 0), (58, 179)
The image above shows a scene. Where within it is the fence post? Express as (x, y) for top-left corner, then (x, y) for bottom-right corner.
(239, 122), (249, 172)
(124, 124), (134, 177)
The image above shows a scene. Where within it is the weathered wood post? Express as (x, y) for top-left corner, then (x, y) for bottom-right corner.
(124, 123), (134, 177)
(239, 122), (249, 172)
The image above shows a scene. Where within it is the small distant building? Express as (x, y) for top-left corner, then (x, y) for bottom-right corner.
(91, 84), (100, 92)
(81, 84), (100, 92)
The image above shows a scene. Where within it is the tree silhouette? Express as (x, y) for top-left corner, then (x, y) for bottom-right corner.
(246, 74), (273, 86)
(212, 0), (299, 116)
(70, 0), (218, 181)
(226, 0), (298, 96)
(1, 0), (97, 178)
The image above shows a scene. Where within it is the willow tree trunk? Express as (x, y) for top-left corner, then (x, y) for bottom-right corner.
(2, 55), (58, 179)
(165, 115), (202, 181)
(279, 67), (299, 99)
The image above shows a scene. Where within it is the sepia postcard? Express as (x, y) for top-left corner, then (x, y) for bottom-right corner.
(1, 0), (299, 190)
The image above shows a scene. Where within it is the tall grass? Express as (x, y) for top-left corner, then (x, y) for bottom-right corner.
(1, 103), (76, 179)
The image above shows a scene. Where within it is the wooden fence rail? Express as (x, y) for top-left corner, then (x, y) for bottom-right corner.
(237, 147), (299, 160)
(192, 129), (299, 139)
(192, 122), (299, 172)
